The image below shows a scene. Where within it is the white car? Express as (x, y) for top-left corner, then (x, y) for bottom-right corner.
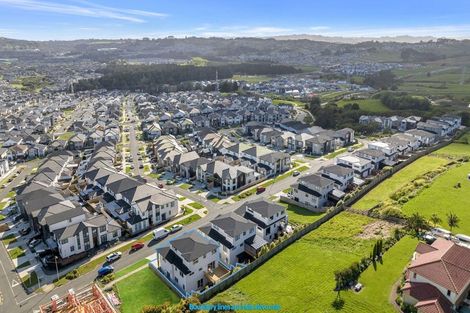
(153, 227), (170, 240)
(28, 239), (41, 249)
(106, 252), (122, 263)
(169, 224), (183, 233)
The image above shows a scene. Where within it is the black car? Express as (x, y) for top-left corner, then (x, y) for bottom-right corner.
(13, 215), (23, 223)
(19, 227), (31, 236)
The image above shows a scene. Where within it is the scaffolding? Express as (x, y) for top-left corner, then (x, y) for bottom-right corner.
(39, 284), (117, 313)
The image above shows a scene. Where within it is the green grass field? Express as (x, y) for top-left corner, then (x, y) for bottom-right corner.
(116, 267), (179, 313)
(352, 156), (449, 211)
(394, 64), (470, 99)
(57, 132), (75, 141)
(187, 202), (204, 210)
(272, 99), (306, 108)
(431, 143), (470, 157)
(339, 236), (417, 313)
(336, 99), (391, 113)
(8, 246), (26, 259)
(211, 213), (386, 313)
(232, 75), (272, 83)
(402, 158), (470, 235)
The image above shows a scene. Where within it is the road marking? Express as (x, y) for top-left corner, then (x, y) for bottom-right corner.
(0, 291), (3, 305)
(11, 279), (19, 287)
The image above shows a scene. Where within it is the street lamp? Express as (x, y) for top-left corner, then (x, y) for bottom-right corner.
(55, 256), (60, 282)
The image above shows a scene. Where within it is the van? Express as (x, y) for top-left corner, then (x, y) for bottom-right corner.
(456, 234), (470, 245)
(431, 227), (451, 239)
(153, 227), (169, 240)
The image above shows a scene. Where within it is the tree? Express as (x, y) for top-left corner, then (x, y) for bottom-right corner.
(405, 213), (430, 236)
(447, 212), (460, 233)
(430, 214), (442, 227)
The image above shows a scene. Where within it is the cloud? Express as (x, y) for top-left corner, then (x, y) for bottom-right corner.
(309, 26), (330, 31)
(314, 24), (470, 38)
(0, 0), (167, 23)
(199, 26), (293, 37)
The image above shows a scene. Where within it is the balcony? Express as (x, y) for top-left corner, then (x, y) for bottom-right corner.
(204, 266), (230, 284)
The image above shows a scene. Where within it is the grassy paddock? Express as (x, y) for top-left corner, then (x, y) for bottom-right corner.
(402, 159), (470, 235)
(352, 156), (449, 211)
(210, 213), (378, 312)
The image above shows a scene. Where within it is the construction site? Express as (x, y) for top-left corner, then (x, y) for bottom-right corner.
(39, 284), (118, 313)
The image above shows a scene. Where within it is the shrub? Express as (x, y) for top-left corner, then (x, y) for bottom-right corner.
(66, 269), (79, 280)
(100, 273), (115, 284)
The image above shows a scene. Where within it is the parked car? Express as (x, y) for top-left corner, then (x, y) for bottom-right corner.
(13, 215), (23, 223)
(139, 164), (144, 169)
(256, 186), (266, 194)
(97, 266), (114, 277)
(131, 242), (145, 251)
(169, 224), (183, 233)
(106, 252), (122, 263)
(153, 228), (169, 240)
(28, 239), (41, 249)
(292, 171), (300, 176)
(19, 227), (31, 236)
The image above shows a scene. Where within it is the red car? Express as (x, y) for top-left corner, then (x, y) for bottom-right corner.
(131, 242), (145, 251)
(256, 186), (266, 194)
(158, 183), (164, 188)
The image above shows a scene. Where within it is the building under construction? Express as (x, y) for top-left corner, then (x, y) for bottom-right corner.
(39, 284), (118, 313)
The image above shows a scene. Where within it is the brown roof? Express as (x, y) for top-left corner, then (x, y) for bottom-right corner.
(415, 242), (438, 255)
(409, 238), (470, 294)
(402, 282), (452, 313)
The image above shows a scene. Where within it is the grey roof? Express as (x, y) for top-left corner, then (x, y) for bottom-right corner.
(299, 173), (334, 188)
(242, 199), (285, 219)
(106, 177), (142, 195)
(210, 212), (255, 238)
(170, 231), (218, 262)
(355, 148), (386, 158)
(320, 164), (354, 177)
(54, 222), (87, 240)
(157, 246), (191, 275)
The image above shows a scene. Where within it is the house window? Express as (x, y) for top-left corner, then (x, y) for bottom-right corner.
(447, 290), (451, 297)
(413, 273), (417, 279)
(193, 258), (199, 264)
(266, 227), (271, 235)
(99, 225), (106, 232)
(61, 238), (68, 245)
(197, 279), (204, 288)
(70, 246), (75, 252)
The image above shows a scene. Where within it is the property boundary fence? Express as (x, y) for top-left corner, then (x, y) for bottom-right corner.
(197, 136), (458, 302)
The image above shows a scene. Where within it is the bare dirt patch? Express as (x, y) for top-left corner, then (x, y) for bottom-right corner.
(356, 220), (400, 239)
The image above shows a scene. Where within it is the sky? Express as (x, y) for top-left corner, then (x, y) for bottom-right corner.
(1, 0), (470, 40)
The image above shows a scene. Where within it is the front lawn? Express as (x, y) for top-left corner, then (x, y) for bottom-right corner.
(187, 202), (204, 210)
(8, 246), (25, 259)
(22, 271), (38, 288)
(116, 267), (179, 313)
(0, 214), (5, 221)
(2, 234), (17, 245)
(179, 183), (192, 190)
(210, 212), (377, 312)
(352, 156), (449, 211)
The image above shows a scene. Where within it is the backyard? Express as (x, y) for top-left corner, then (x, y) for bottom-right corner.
(210, 212), (408, 313)
(116, 267), (180, 313)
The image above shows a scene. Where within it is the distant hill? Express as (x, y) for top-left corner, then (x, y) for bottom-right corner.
(271, 34), (438, 44)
